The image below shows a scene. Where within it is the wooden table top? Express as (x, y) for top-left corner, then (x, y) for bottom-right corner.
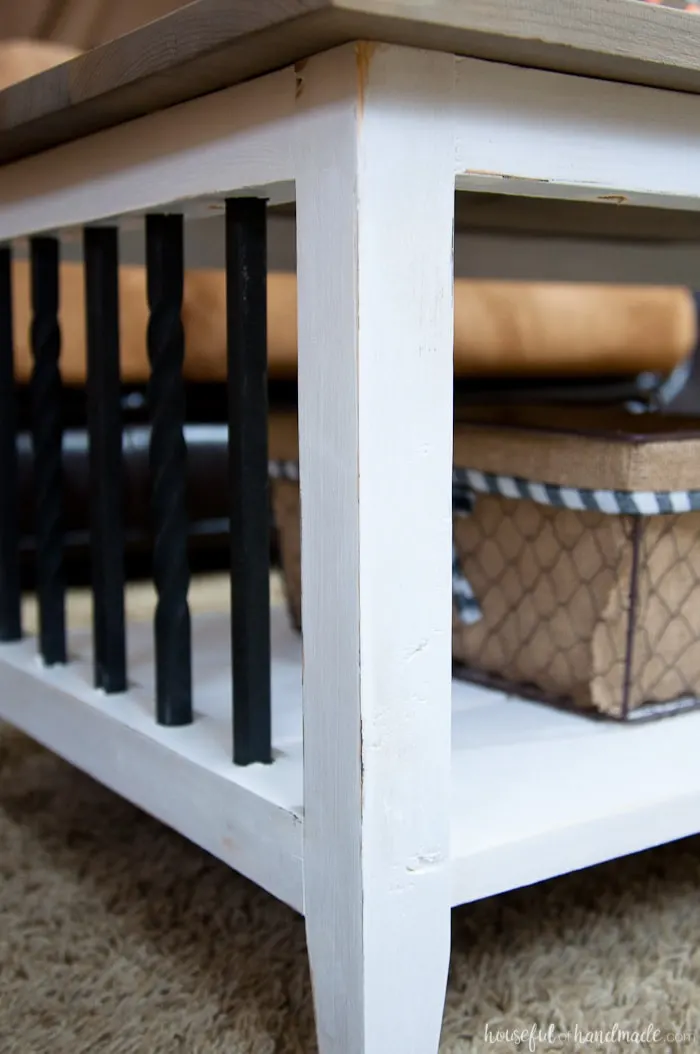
(1, 0), (700, 166)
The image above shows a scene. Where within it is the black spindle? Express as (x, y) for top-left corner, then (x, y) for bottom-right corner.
(30, 236), (66, 665)
(84, 226), (127, 693)
(226, 198), (272, 766)
(0, 247), (21, 642)
(145, 213), (192, 726)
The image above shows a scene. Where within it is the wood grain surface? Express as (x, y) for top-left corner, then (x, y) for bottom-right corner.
(2, 0), (700, 164)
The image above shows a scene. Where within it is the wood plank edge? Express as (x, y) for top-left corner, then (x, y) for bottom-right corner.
(0, 643), (304, 912)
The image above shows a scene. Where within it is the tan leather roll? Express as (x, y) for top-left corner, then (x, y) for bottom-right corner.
(10, 261), (696, 385)
(10, 261), (299, 385)
(452, 280), (697, 377)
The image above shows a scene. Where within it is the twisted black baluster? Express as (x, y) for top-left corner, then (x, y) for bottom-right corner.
(84, 226), (127, 693)
(226, 198), (272, 765)
(0, 247), (21, 642)
(30, 236), (66, 665)
(145, 213), (192, 726)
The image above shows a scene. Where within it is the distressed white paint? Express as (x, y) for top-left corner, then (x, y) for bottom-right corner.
(454, 56), (700, 208)
(3, 43), (700, 247)
(5, 612), (700, 915)
(294, 45), (455, 1054)
(0, 68), (297, 241)
(449, 687), (700, 903)
(0, 610), (304, 911)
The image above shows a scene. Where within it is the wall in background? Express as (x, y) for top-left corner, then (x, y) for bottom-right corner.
(172, 213), (700, 287)
(52, 211), (700, 287)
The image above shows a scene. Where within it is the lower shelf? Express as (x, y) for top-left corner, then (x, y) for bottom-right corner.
(1, 607), (699, 913)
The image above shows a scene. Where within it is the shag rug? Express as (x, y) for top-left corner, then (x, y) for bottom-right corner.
(1, 575), (700, 1053)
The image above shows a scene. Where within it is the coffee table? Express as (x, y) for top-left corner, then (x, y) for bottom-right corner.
(2, 3), (700, 1050)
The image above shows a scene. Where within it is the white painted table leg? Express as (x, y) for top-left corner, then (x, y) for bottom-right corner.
(295, 45), (456, 1054)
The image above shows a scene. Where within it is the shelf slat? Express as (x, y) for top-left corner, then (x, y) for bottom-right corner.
(2, 606), (700, 910)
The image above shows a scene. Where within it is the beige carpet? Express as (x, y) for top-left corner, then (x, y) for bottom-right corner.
(2, 576), (700, 1053)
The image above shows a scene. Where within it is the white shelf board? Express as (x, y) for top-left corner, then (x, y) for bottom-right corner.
(2, 608), (700, 910)
(0, 610), (305, 913)
(450, 686), (700, 902)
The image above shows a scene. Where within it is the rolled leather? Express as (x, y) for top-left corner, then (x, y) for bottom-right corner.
(11, 261), (697, 384)
(15, 421), (235, 558)
(451, 280), (697, 377)
(10, 261), (299, 385)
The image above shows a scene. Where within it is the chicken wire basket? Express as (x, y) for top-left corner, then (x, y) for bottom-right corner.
(269, 407), (700, 722)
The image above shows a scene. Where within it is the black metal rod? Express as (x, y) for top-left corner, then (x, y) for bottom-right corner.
(145, 213), (192, 726)
(0, 247), (21, 642)
(226, 198), (272, 765)
(84, 226), (127, 693)
(30, 236), (66, 665)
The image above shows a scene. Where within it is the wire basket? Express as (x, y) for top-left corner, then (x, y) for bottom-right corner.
(270, 408), (700, 722)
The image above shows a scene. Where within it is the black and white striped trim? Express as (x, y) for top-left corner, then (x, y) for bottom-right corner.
(452, 541), (480, 625)
(452, 467), (700, 517)
(269, 460), (300, 484)
(451, 482), (480, 624)
(272, 460), (700, 517)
